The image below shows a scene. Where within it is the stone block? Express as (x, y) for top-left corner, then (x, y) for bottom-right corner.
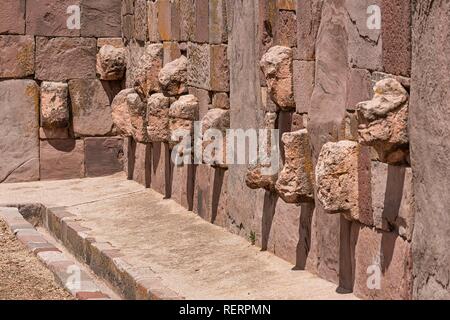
(125, 40), (146, 88)
(81, 0), (121, 37)
(0, 80), (40, 183)
(35, 37), (96, 81)
(209, 0), (228, 44)
(26, 0), (80, 36)
(187, 43), (211, 90)
(147, 93), (172, 143)
(0, 0), (25, 34)
(163, 42), (181, 65)
(97, 38), (124, 49)
(158, 55), (188, 96)
(147, 0), (160, 42)
(69, 79), (114, 137)
(157, 0), (172, 41)
(258, 0), (277, 61)
(201, 108), (230, 166)
(357, 78), (409, 165)
(84, 137), (124, 177)
(296, 0), (323, 60)
(194, 0), (209, 43)
(260, 46), (294, 110)
(150, 142), (171, 197)
(96, 45), (126, 81)
(40, 82), (69, 129)
(133, 43), (163, 98)
(212, 92), (230, 110)
(39, 128), (70, 140)
(40, 140), (85, 180)
(275, 10), (297, 48)
(346, 68), (372, 111)
(0, 35), (34, 78)
(111, 88), (136, 137)
(133, 0), (148, 41)
(210, 44), (230, 92)
(293, 60), (315, 114)
(179, 0), (195, 41)
(277, 0), (296, 11)
(188, 87), (211, 119)
(127, 140), (151, 187)
(275, 130), (314, 203)
(316, 141), (361, 221)
(169, 95), (198, 150)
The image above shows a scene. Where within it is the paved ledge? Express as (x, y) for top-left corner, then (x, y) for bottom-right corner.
(0, 174), (357, 300)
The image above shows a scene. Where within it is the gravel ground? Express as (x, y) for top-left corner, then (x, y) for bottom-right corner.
(0, 218), (74, 300)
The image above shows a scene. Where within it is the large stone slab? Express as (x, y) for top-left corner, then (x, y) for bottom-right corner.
(81, 0), (121, 37)
(0, 0), (25, 34)
(0, 35), (34, 78)
(39, 139), (85, 180)
(35, 37), (96, 81)
(26, 0), (80, 36)
(84, 137), (124, 177)
(69, 79), (114, 137)
(0, 80), (40, 183)
(410, 0), (450, 300)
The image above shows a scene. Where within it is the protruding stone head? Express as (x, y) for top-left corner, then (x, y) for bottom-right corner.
(357, 78), (409, 165)
(40, 82), (69, 129)
(134, 44), (163, 99)
(96, 45), (126, 81)
(158, 56), (188, 96)
(260, 46), (295, 111)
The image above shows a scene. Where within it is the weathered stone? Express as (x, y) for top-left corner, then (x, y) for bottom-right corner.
(133, 44), (164, 98)
(0, 80), (40, 183)
(275, 130), (314, 204)
(111, 88), (137, 137)
(260, 86), (279, 113)
(188, 87), (211, 119)
(209, 0), (228, 44)
(127, 93), (149, 143)
(96, 45), (126, 81)
(40, 82), (69, 129)
(210, 45), (230, 92)
(0, 0), (25, 34)
(194, 0), (209, 43)
(410, 0), (450, 299)
(97, 38), (124, 49)
(316, 141), (360, 221)
(381, 0), (412, 77)
(212, 92), (230, 110)
(126, 139), (151, 187)
(187, 43), (210, 90)
(275, 10), (297, 48)
(296, 0), (323, 60)
(39, 140), (84, 180)
(81, 0), (121, 37)
(133, 0), (148, 41)
(26, 0), (80, 36)
(158, 56), (188, 96)
(35, 37), (96, 81)
(39, 128), (70, 140)
(0, 35), (34, 78)
(121, 13), (134, 43)
(202, 109), (230, 166)
(169, 95), (199, 148)
(260, 46), (294, 110)
(346, 68), (372, 111)
(163, 42), (181, 65)
(125, 40), (146, 88)
(157, 0), (172, 41)
(84, 137), (124, 177)
(258, 0), (278, 63)
(293, 60), (314, 114)
(352, 224), (413, 300)
(69, 79), (114, 137)
(180, 0), (195, 41)
(277, 0), (296, 10)
(147, 93), (172, 143)
(147, 0), (160, 42)
(357, 78), (409, 165)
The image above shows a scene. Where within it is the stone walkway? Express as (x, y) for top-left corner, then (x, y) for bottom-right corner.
(0, 174), (357, 300)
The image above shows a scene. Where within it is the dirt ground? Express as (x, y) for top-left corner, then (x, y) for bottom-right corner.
(0, 218), (74, 300)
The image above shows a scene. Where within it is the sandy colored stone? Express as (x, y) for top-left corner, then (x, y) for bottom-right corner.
(134, 44), (164, 98)
(111, 88), (135, 137)
(133, 0), (148, 41)
(96, 45), (126, 81)
(316, 141), (360, 221)
(147, 93), (172, 143)
(40, 82), (69, 129)
(0, 80), (40, 183)
(275, 130), (314, 204)
(69, 79), (114, 137)
(187, 43), (211, 90)
(260, 46), (294, 110)
(158, 56), (188, 96)
(212, 92), (230, 110)
(202, 109), (230, 166)
(127, 93), (149, 143)
(0, 35), (34, 78)
(169, 95), (199, 148)
(357, 78), (409, 165)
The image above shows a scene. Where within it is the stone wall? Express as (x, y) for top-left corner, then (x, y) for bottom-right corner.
(0, 0), (125, 183)
(1, 0), (449, 300)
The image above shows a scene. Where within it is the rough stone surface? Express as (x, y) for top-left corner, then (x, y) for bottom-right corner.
(293, 60), (315, 114)
(127, 93), (149, 143)
(210, 44), (230, 92)
(147, 93), (172, 143)
(316, 141), (360, 221)
(0, 35), (34, 78)
(296, 0), (323, 60)
(26, 0), (80, 36)
(0, 80), (40, 183)
(212, 92), (230, 110)
(410, 0), (450, 300)
(209, 0), (228, 44)
(260, 46), (294, 110)
(202, 108), (230, 166)
(169, 95), (199, 148)
(133, 0), (148, 41)
(180, 0), (195, 41)
(275, 10), (297, 48)
(134, 44), (164, 98)
(84, 137), (124, 177)
(35, 37), (96, 81)
(40, 82), (69, 129)
(158, 55), (188, 96)
(187, 43), (211, 90)
(357, 78), (409, 165)
(346, 68), (372, 111)
(81, 0), (122, 37)
(69, 79), (114, 137)
(96, 45), (126, 81)
(275, 130), (314, 204)
(39, 140), (85, 180)
(111, 88), (136, 137)
(0, 0), (25, 34)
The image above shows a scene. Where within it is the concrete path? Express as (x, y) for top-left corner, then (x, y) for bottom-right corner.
(0, 174), (357, 300)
